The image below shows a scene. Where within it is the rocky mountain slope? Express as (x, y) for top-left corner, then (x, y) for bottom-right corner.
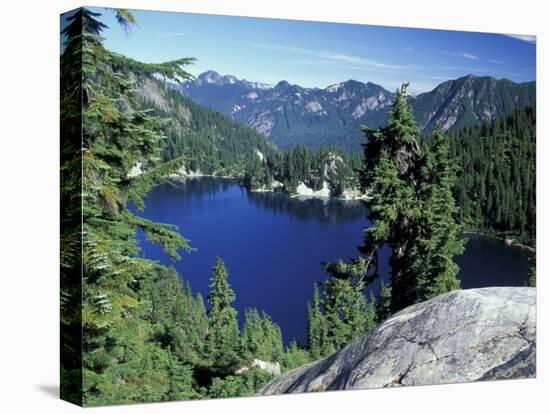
(260, 287), (536, 395)
(413, 74), (535, 131)
(178, 71), (535, 150)
(133, 77), (279, 178)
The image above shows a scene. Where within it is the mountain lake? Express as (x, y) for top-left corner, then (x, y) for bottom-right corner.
(134, 177), (534, 345)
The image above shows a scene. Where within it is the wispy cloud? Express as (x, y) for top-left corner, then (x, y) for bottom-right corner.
(439, 65), (491, 72)
(249, 43), (413, 70)
(490, 59), (504, 64)
(504, 34), (536, 44)
(403, 47), (415, 53)
(444, 51), (479, 60)
(157, 32), (187, 38)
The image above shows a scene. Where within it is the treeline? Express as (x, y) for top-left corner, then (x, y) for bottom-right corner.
(449, 106), (536, 246)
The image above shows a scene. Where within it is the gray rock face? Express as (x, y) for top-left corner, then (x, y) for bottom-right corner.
(260, 287), (535, 395)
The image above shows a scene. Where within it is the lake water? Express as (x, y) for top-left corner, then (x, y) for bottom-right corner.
(134, 177), (534, 345)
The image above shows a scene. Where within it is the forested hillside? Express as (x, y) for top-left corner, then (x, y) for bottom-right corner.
(449, 106), (536, 246)
(136, 79), (279, 177)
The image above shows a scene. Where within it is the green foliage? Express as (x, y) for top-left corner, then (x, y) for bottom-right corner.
(207, 257), (240, 367)
(307, 267), (377, 358)
(359, 89), (465, 313)
(376, 280), (392, 322)
(240, 309), (284, 363)
(360, 90), (425, 312)
(307, 284), (331, 359)
(206, 369), (274, 399)
(311, 88), (466, 330)
(281, 340), (312, 372)
(411, 127), (464, 301)
(243, 144), (363, 195)
(61, 8), (285, 405)
(166, 353), (197, 401)
(449, 106), (536, 246)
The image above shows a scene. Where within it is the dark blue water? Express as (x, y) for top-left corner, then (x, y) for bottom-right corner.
(134, 178), (533, 345)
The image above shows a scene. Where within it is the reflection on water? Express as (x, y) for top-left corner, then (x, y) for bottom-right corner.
(171, 177), (367, 224)
(248, 192), (366, 224)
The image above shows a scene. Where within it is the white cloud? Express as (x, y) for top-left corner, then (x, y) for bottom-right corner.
(249, 43), (412, 70)
(504, 34), (536, 44)
(157, 32), (187, 38)
(490, 59), (504, 64)
(403, 47), (415, 53)
(444, 51), (479, 60)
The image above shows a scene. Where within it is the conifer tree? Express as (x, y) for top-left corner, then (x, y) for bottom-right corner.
(326, 85), (466, 319)
(240, 308), (264, 360)
(281, 340), (311, 372)
(260, 312), (284, 362)
(166, 351), (196, 401)
(413, 127), (464, 300)
(61, 7), (195, 404)
(307, 284), (329, 359)
(360, 87), (422, 312)
(206, 257), (240, 367)
(377, 279), (392, 321)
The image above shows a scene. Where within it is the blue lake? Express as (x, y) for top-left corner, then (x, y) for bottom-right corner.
(134, 177), (533, 345)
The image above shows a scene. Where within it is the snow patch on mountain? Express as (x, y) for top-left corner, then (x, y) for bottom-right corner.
(305, 101), (323, 113)
(326, 83), (342, 93)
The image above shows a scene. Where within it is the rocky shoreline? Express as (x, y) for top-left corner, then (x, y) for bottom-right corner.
(169, 169), (369, 201)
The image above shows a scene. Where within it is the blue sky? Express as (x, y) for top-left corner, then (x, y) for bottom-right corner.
(87, 7), (536, 93)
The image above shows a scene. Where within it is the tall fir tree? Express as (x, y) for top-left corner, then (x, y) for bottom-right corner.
(360, 88), (422, 312)
(206, 257), (240, 367)
(413, 127), (464, 300)
(61, 7), (195, 405)
(307, 284), (330, 359)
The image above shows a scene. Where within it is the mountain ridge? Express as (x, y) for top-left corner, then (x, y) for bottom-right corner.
(178, 71), (535, 150)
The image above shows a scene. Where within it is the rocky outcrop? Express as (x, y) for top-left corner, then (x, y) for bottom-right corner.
(260, 287), (535, 395)
(236, 359), (281, 376)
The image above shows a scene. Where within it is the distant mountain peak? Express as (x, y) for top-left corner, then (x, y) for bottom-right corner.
(275, 80), (291, 89)
(179, 70), (535, 150)
(194, 70), (272, 89)
(197, 70), (221, 84)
